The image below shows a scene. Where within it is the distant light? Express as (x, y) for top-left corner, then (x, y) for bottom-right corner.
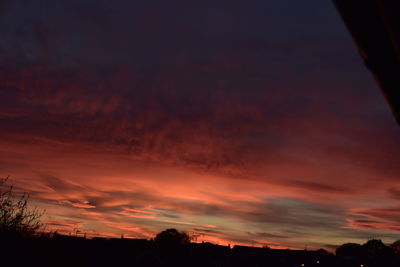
(360, 265), (364, 267)
(301, 264), (305, 267)
(316, 260), (320, 264)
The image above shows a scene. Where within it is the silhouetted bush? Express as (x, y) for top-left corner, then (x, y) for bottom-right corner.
(0, 177), (43, 237)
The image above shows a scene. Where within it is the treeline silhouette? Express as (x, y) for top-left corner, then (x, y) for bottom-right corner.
(3, 232), (400, 267)
(2, 178), (400, 267)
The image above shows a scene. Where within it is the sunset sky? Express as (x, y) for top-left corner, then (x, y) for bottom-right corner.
(1, 0), (400, 251)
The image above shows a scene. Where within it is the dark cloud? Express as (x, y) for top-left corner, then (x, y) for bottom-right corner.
(246, 231), (290, 239)
(354, 207), (400, 223)
(46, 218), (82, 228)
(1, 0), (399, 178)
(388, 188), (400, 200)
(42, 176), (86, 194)
(288, 180), (353, 194)
(0, 0), (344, 66)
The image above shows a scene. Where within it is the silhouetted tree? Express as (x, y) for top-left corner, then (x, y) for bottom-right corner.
(336, 243), (364, 259)
(363, 239), (395, 265)
(316, 248), (332, 255)
(0, 177), (43, 237)
(363, 239), (387, 253)
(391, 240), (400, 254)
(154, 228), (190, 246)
(262, 244), (270, 249)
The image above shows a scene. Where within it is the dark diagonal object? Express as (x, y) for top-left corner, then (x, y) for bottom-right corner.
(333, 0), (400, 125)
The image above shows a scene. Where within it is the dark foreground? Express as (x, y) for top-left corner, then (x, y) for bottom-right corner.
(3, 235), (400, 267)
